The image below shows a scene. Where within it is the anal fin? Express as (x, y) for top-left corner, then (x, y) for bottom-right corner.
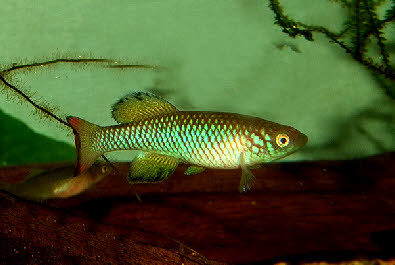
(128, 152), (178, 183)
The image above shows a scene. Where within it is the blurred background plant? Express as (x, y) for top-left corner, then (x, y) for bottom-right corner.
(268, 0), (394, 96)
(267, 0), (394, 159)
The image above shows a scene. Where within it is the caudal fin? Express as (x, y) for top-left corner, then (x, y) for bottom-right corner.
(67, 116), (102, 176)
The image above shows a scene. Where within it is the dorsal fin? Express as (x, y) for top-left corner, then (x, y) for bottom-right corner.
(111, 92), (178, 123)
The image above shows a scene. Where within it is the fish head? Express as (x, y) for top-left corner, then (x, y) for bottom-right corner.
(85, 161), (113, 184)
(256, 121), (308, 162)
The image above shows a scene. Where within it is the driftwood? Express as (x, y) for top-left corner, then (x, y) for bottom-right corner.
(0, 152), (394, 264)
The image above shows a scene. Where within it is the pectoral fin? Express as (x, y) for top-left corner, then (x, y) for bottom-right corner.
(239, 153), (256, 193)
(184, 166), (206, 175)
(128, 152), (178, 183)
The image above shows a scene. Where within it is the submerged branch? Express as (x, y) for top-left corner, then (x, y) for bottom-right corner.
(0, 58), (158, 171)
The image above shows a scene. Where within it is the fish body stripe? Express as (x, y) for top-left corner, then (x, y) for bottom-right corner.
(92, 112), (273, 169)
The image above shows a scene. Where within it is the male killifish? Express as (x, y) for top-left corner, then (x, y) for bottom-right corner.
(67, 92), (307, 192)
(0, 162), (110, 202)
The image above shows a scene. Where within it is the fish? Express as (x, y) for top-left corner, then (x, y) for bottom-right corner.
(67, 92), (308, 192)
(0, 162), (111, 202)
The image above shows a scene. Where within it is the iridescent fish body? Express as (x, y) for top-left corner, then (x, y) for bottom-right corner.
(0, 162), (110, 202)
(68, 92), (307, 192)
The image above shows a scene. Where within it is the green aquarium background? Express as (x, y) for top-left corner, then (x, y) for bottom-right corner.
(0, 0), (393, 166)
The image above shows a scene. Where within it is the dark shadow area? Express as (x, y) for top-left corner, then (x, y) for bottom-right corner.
(0, 109), (75, 166)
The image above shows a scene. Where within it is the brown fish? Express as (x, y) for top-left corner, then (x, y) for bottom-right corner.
(0, 162), (111, 202)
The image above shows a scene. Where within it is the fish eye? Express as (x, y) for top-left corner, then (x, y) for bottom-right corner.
(101, 165), (108, 173)
(276, 134), (290, 147)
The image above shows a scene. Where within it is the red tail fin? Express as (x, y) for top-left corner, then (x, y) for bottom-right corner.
(67, 116), (102, 176)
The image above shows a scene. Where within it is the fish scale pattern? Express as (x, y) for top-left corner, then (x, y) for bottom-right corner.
(92, 112), (270, 169)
